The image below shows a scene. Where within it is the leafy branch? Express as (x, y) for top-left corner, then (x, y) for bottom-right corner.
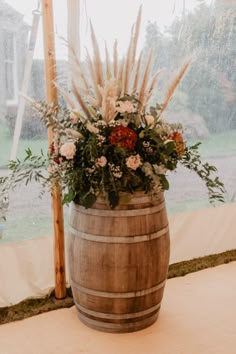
(181, 143), (225, 204)
(0, 148), (49, 195)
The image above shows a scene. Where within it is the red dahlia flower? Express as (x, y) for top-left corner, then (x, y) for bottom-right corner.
(109, 125), (137, 150)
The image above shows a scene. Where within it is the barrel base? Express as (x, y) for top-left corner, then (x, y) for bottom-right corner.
(76, 306), (160, 333)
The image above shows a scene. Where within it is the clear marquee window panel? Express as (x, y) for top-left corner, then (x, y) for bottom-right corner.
(3, 31), (15, 100)
(5, 62), (15, 100)
(0, 0), (235, 243)
(3, 31), (14, 60)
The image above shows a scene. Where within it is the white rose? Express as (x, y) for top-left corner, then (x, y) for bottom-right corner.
(154, 164), (167, 175)
(145, 115), (155, 128)
(96, 156), (107, 167)
(60, 142), (76, 160)
(65, 128), (83, 139)
(126, 154), (142, 170)
(116, 100), (134, 114)
(141, 162), (153, 176)
(70, 112), (78, 124)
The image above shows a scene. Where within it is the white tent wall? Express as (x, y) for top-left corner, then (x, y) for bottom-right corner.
(1, 203), (236, 307)
(0, 0), (236, 307)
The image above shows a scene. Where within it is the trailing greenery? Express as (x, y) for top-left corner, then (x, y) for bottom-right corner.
(181, 143), (225, 203)
(0, 99), (225, 210)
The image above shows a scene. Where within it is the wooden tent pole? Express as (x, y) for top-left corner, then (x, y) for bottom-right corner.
(41, 0), (66, 299)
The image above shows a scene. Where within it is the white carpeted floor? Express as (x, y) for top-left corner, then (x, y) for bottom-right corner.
(1, 262), (236, 354)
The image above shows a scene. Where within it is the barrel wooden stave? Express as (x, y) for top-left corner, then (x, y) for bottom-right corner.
(68, 192), (170, 333)
(74, 288), (164, 312)
(69, 235), (169, 292)
(70, 212), (168, 237)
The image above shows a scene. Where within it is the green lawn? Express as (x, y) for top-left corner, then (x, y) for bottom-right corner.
(166, 198), (211, 215)
(0, 210), (69, 244)
(0, 123), (47, 167)
(1, 123), (236, 166)
(0, 216), (53, 244)
(189, 130), (236, 159)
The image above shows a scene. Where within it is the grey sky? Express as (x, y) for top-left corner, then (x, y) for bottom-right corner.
(6, 0), (213, 59)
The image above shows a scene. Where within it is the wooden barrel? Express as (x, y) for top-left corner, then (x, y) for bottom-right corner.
(68, 192), (170, 333)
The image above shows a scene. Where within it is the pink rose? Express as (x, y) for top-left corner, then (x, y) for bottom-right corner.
(96, 156), (107, 167)
(60, 142), (76, 159)
(126, 154), (142, 170)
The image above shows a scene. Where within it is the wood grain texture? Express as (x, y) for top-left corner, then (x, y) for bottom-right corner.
(42, 0), (66, 299)
(68, 192), (170, 332)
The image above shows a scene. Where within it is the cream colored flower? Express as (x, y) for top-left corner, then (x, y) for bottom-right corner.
(60, 142), (76, 160)
(139, 131), (145, 138)
(126, 154), (142, 170)
(116, 100), (134, 114)
(145, 115), (155, 128)
(98, 79), (119, 123)
(96, 156), (107, 167)
(113, 171), (123, 178)
(142, 162), (153, 176)
(153, 164), (167, 175)
(152, 175), (162, 193)
(164, 139), (174, 145)
(117, 118), (129, 127)
(65, 128), (83, 139)
(70, 112), (78, 124)
(86, 122), (99, 134)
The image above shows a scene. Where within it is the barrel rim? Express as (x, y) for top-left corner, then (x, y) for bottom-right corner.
(75, 300), (161, 320)
(69, 225), (169, 242)
(70, 278), (166, 298)
(71, 200), (166, 217)
(71, 191), (164, 211)
(76, 310), (159, 333)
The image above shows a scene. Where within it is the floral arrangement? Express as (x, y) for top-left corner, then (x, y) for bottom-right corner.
(0, 7), (225, 209)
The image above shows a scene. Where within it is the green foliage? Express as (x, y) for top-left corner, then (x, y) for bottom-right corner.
(0, 96), (225, 210)
(0, 148), (48, 207)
